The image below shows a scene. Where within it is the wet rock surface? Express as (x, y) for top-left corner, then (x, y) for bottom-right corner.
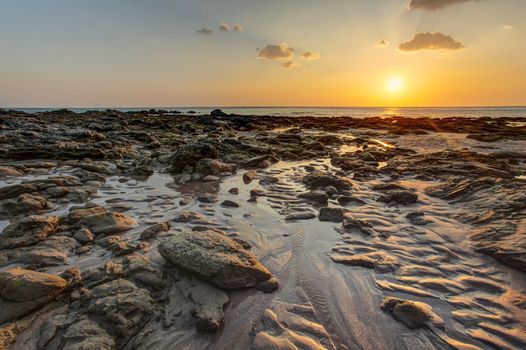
(0, 109), (525, 350)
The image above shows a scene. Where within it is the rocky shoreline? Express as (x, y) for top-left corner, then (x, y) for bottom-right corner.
(0, 109), (525, 349)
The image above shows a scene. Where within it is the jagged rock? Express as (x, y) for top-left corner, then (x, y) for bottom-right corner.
(159, 230), (275, 290)
(194, 159), (235, 177)
(86, 279), (156, 346)
(81, 212), (138, 235)
(0, 215), (59, 250)
(0, 268), (67, 323)
(0, 166), (23, 178)
(173, 211), (207, 223)
(123, 254), (164, 291)
(197, 193), (218, 203)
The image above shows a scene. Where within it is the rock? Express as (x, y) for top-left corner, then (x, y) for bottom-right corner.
(195, 159), (235, 177)
(337, 195), (365, 206)
(59, 317), (116, 350)
(202, 175), (221, 182)
(255, 276), (280, 293)
(159, 230), (274, 290)
(381, 297), (443, 329)
(0, 166), (23, 178)
(140, 222), (171, 240)
(243, 171), (257, 184)
(211, 109), (227, 117)
(65, 205), (107, 224)
(378, 190), (418, 205)
(228, 187), (239, 195)
(0, 268), (67, 323)
(0, 236), (78, 268)
(82, 212), (138, 235)
(173, 211), (207, 223)
(406, 211), (431, 225)
(319, 207), (347, 223)
(244, 155), (273, 168)
(298, 190), (329, 205)
(73, 228), (94, 244)
(0, 215), (59, 250)
(86, 279), (156, 346)
(302, 172), (352, 191)
(4, 193), (52, 216)
(0, 183), (37, 200)
(197, 193), (218, 203)
(285, 212), (316, 221)
(169, 142), (218, 174)
(325, 186), (338, 196)
(123, 254), (164, 291)
(221, 200), (240, 208)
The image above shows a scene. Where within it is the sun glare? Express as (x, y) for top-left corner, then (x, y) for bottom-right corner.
(386, 76), (403, 93)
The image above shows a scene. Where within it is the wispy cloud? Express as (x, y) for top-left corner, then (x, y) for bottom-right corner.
(499, 24), (513, 30)
(233, 24), (243, 32)
(375, 40), (389, 48)
(301, 51), (320, 60)
(196, 27), (213, 35)
(281, 60), (300, 69)
(399, 32), (465, 52)
(219, 23), (230, 32)
(408, 0), (480, 11)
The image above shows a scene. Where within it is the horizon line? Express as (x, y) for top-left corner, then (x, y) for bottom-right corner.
(5, 105), (526, 110)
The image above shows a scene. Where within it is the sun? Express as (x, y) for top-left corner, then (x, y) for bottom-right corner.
(386, 76), (403, 93)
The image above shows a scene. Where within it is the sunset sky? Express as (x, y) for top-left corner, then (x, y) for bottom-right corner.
(1, 0), (525, 107)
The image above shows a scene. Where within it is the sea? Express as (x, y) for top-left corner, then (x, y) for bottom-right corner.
(8, 106), (526, 119)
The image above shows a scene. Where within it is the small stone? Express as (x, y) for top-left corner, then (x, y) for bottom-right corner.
(73, 228), (94, 244)
(285, 212), (316, 221)
(221, 200), (240, 208)
(243, 171), (257, 184)
(228, 187), (239, 195)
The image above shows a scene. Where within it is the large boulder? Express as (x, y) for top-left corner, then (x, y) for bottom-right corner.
(159, 230), (275, 290)
(0, 215), (59, 250)
(81, 212), (138, 235)
(0, 269), (67, 323)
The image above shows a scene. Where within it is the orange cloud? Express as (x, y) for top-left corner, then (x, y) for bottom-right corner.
(399, 32), (465, 52)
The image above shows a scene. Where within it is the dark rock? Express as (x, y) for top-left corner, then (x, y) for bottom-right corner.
(319, 207), (347, 222)
(0, 215), (59, 250)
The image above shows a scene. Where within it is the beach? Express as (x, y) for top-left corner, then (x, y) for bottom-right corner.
(0, 108), (525, 350)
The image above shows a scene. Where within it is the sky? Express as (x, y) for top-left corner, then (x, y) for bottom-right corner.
(1, 0), (525, 107)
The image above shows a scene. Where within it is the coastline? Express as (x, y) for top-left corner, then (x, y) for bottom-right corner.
(0, 108), (525, 349)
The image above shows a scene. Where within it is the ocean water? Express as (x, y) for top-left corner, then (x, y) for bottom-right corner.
(10, 106), (526, 118)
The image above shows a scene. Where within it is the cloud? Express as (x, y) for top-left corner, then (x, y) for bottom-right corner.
(301, 51), (320, 60)
(399, 32), (465, 52)
(500, 24), (513, 30)
(219, 23), (230, 31)
(257, 43), (295, 60)
(375, 40), (389, 48)
(408, 0), (480, 11)
(196, 27), (213, 35)
(281, 60), (300, 69)
(233, 24), (243, 32)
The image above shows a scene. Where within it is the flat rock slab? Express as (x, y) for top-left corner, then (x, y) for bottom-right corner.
(0, 215), (59, 250)
(0, 268), (67, 323)
(159, 230), (274, 290)
(82, 212), (138, 235)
